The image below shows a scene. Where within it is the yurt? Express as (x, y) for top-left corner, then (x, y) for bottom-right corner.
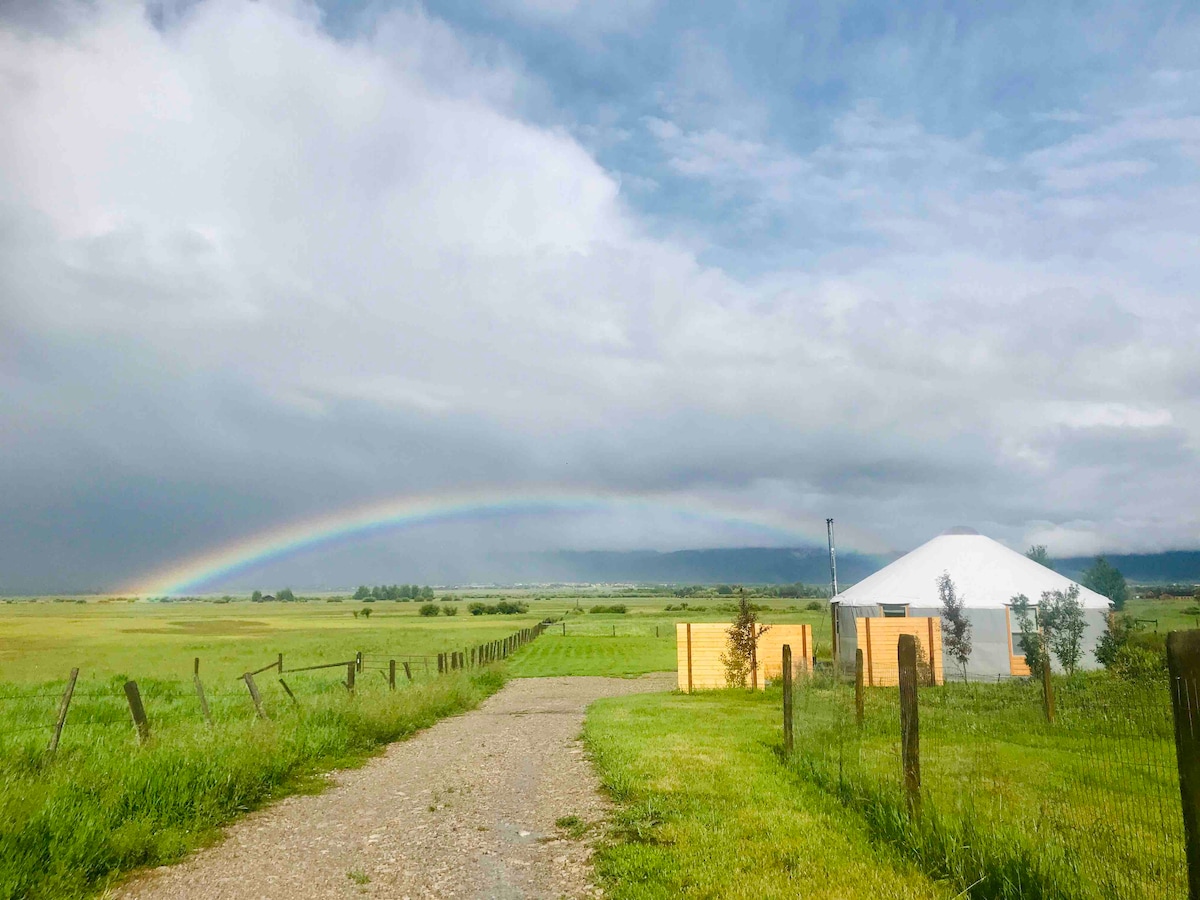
(833, 527), (1111, 680)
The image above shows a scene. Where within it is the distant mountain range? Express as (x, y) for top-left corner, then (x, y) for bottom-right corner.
(514, 547), (1200, 587)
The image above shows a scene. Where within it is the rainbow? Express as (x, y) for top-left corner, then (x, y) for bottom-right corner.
(124, 487), (884, 595)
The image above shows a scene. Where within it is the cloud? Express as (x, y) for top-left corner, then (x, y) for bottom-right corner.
(1, 0), (1199, 591)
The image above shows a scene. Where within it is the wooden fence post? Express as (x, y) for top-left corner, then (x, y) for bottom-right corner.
(438, 653), (445, 674)
(898, 634), (921, 817)
(1042, 652), (1056, 724)
(47, 667), (79, 757)
(389, 659), (396, 690)
(124, 680), (150, 744)
(1167, 630), (1200, 900)
(194, 667), (212, 725)
(243, 672), (268, 719)
(279, 679), (300, 709)
(403, 661), (413, 682)
(346, 662), (356, 695)
(356, 651), (363, 674)
(855, 649), (865, 727)
(782, 645), (793, 755)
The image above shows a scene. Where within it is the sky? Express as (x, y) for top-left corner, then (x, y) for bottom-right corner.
(1, 0), (1199, 592)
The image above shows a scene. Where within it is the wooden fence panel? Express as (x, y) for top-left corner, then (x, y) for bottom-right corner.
(676, 623), (813, 691)
(855, 617), (943, 686)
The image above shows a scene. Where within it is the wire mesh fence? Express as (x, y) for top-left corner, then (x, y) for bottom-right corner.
(791, 668), (1184, 899)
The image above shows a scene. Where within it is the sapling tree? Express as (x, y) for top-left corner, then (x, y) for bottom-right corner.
(1010, 594), (1046, 673)
(1040, 585), (1086, 675)
(722, 590), (769, 688)
(938, 572), (973, 680)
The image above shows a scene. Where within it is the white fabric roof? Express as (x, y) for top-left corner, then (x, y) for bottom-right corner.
(835, 528), (1111, 610)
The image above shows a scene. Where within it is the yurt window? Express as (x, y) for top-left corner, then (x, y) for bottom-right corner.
(880, 603), (908, 618)
(1010, 606), (1039, 657)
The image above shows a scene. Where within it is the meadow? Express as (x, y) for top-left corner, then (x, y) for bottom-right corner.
(0, 591), (1190, 900)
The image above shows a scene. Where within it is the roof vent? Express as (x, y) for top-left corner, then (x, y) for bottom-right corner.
(941, 525), (980, 535)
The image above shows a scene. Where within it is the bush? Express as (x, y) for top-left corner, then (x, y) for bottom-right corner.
(589, 604), (627, 614)
(442, 605), (458, 617)
(805, 600), (824, 611)
(466, 600), (528, 615)
(418, 603), (440, 617)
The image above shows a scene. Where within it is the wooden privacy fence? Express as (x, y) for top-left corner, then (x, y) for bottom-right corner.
(855, 616), (943, 686)
(676, 623), (813, 691)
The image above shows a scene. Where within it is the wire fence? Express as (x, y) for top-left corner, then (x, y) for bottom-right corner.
(0, 622), (552, 751)
(790, 665), (1184, 899)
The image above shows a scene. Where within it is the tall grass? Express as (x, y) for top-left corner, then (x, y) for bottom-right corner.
(0, 669), (505, 900)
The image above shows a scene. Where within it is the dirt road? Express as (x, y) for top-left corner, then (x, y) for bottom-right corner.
(110, 674), (672, 900)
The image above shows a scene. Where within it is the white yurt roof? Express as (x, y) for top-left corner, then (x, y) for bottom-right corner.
(836, 527), (1111, 610)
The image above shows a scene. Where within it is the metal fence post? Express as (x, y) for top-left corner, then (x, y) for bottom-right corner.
(1167, 630), (1200, 900)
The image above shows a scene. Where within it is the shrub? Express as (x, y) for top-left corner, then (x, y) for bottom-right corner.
(589, 604), (627, 614)
(418, 603), (440, 617)
(465, 600), (528, 616)
(805, 600), (824, 611)
(442, 605), (458, 617)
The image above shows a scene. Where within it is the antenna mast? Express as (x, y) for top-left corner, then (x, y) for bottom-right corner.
(826, 518), (838, 598)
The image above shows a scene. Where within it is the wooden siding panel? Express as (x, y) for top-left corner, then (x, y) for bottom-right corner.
(675, 623), (813, 690)
(854, 617), (944, 686)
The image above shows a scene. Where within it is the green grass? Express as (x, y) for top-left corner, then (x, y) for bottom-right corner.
(787, 674), (1182, 899)
(0, 668), (505, 900)
(507, 629), (676, 677)
(585, 689), (952, 899)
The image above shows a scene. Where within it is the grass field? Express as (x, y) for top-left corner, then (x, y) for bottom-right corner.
(0, 592), (1191, 900)
(0, 668), (505, 900)
(585, 689), (951, 899)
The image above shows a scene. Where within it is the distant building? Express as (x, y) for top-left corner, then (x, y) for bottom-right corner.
(833, 527), (1110, 679)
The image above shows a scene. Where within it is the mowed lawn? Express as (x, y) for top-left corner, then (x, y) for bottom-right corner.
(585, 688), (951, 900)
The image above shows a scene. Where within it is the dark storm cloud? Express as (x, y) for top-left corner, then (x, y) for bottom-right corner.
(1, 0), (1199, 592)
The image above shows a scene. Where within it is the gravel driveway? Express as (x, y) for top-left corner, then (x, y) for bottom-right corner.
(110, 673), (673, 900)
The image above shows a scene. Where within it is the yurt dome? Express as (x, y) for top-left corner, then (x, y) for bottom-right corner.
(836, 527), (1110, 609)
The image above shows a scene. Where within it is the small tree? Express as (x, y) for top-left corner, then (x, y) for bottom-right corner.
(353, 585), (370, 600)
(418, 602), (439, 617)
(277, 588), (295, 602)
(721, 590), (768, 688)
(360, 607), (372, 619)
(1010, 594), (1046, 673)
(938, 572), (972, 680)
(1082, 556), (1128, 611)
(251, 590), (263, 603)
(1025, 545), (1053, 569)
(1040, 585), (1086, 675)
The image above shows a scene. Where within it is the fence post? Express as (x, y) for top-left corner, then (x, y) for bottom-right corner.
(356, 651), (363, 674)
(346, 662), (356, 695)
(1167, 630), (1200, 900)
(1041, 652), (1056, 724)
(278, 652), (284, 674)
(855, 649), (865, 727)
(194, 666), (212, 725)
(403, 661), (413, 682)
(124, 680), (150, 744)
(438, 653), (445, 674)
(782, 645), (793, 755)
(389, 659), (396, 690)
(47, 667), (79, 757)
(243, 672), (269, 719)
(279, 679), (300, 709)
(563, 622), (566, 636)
(898, 634), (921, 817)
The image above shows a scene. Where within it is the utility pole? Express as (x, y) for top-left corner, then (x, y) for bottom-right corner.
(826, 518), (839, 597)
